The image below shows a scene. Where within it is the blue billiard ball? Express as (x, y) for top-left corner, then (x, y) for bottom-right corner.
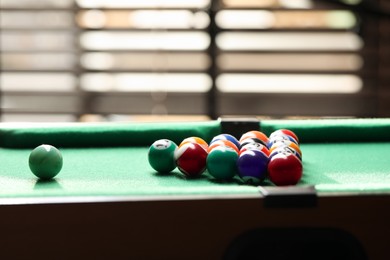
(211, 134), (240, 149)
(237, 150), (269, 185)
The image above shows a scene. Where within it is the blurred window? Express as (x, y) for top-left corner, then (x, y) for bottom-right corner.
(0, 0), (387, 121)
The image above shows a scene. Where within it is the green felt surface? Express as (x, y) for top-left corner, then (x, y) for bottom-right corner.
(1, 118), (390, 198)
(0, 142), (389, 198)
(261, 118), (390, 143)
(0, 147), (258, 198)
(0, 121), (221, 148)
(2, 118), (390, 149)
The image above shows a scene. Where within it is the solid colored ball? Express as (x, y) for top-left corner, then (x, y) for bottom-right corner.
(148, 139), (178, 173)
(237, 150), (269, 185)
(240, 131), (269, 146)
(29, 144), (63, 180)
(179, 136), (208, 151)
(211, 134), (240, 149)
(175, 142), (208, 177)
(207, 140), (239, 154)
(207, 146), (238, 180)
(268, 152), (303, 186)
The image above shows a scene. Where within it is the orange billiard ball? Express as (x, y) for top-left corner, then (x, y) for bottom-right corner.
(240, 131), (269, 147)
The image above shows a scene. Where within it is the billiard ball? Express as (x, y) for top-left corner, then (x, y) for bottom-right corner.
(237, 150), (269, 185)
(211, 134), (240, 149)
(175, 142), (208, 177)
(269, 140), (302, 158)
(207, 146), (238, 180)
(239, 142), (270, 157)
(269, 146), (302, 161)
(268, 152), (303, 186)
(240, 131), (269, 146)
(240, 137), (268, 148)
(268, 134), (299, 148)
(179, 136), (208, 151)
(148, 139), (178, 173)
(29, 144), (63, 180)
(207, 140), (239, 154)
(270, 129), (299, 144)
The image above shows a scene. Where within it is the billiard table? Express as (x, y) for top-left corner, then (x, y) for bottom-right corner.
(0, 118), (389, 259)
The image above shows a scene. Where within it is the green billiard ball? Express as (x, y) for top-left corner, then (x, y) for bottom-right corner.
(29, 144), (63, 180)
(206, 146), (238, 180)
(148, 139), (178, 173)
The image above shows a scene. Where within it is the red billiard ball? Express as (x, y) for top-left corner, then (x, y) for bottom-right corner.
(175, 142), (208, 177)
(268, 152), (303, 186)
(237, 150), (269, 185)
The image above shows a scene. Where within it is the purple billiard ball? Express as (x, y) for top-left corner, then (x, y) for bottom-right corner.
(237, 149), (269, 185)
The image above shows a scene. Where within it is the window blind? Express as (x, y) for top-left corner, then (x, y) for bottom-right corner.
(0, 0), (389, 122)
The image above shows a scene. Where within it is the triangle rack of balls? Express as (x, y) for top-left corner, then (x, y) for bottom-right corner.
(148, 130), (302, 186)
